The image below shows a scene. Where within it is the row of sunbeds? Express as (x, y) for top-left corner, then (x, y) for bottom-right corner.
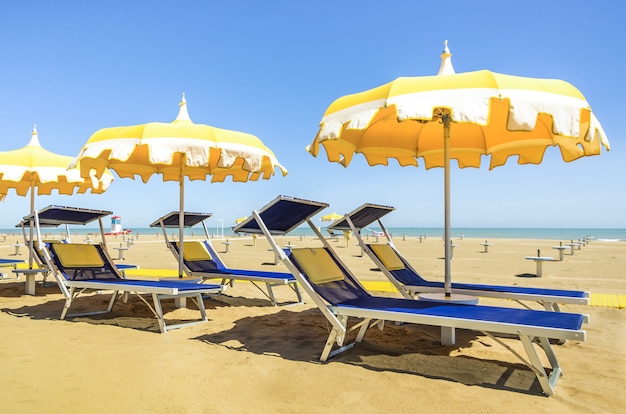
(6, 196), (591, 396)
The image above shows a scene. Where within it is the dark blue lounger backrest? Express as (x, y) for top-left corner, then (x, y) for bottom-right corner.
(49, 243), (122, 281)
(172, 241), (224, 272)
(366, 243), (431, 286)
(287, 248), (372, 306)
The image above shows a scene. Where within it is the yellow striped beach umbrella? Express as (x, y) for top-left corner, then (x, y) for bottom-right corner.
(308, 41), (610, 300)
(0, 125), (114, 267)
(71, 94), (287, 277)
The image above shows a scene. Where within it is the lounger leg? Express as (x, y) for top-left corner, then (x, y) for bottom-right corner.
(151, 293), (167, 333)
(292, 282), (303, 304)
(520, 335), (556, 396)
(196, 293), (208, 322)
(107, 291), (119, 312)
(321, 315), (351, 361)
(539, 336), (564, 391)
(355, 321), (370, 343)
(321, 316), (376, 362)
(60, 287), (75, 320)
(265, 282), (278, 306)
(441, 326), (455, 345)
(321, 329), (340, 362)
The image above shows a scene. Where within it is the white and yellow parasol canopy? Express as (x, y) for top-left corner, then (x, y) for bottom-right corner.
(308, 41), (609, 170)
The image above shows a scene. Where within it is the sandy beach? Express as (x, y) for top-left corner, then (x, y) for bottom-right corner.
(1, 234), (624, 413)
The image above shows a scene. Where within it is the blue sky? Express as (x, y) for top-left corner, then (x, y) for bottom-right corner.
(0, 0), (623, 230)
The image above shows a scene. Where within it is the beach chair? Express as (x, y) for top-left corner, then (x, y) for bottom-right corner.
(0, 258), (24, 269)
(233, 195), (588, 396)
(14, 213), (135, 294)
(150, 211), (303, 306)
(31, 205), (222, 333)
(328, 203), (590, 311)
(0, 258), (24, 280)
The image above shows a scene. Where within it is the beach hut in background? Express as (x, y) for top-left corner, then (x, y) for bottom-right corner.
(105, 215), (131, 236)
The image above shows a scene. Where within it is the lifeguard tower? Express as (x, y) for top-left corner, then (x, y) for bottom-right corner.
(111, 216), (122, 234)
(106, 215), (131, 235)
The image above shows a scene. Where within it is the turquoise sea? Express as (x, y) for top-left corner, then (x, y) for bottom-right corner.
(3, 227), (625, 242)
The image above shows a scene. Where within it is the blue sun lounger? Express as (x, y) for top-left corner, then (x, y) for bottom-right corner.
(31, 205), (222, 333)
(150, 211), (303, 306)
(15, 212), (137, 295)
(233, 195), (588, 396)
(0, 258), (24, 281)
(328, 203), (590, 312)
(0, 258), (23, 269)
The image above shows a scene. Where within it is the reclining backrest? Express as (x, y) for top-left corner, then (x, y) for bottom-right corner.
(366, 243), (427, 285)
(289, 247), (370, 305)
(368, 244), (405, 270)
(49, 243), (119, 281)
(25, 239), (64, 267)
(54, 243), (104, 267)
(173, 241), (222, 272)
(182, 241), (212, 261)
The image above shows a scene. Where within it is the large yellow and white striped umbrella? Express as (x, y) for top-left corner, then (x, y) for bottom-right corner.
(0, 125), (114, 267)
(0, 126), (112, 197)
(308, 41), (610, 299)
(71, 94), (287, 276)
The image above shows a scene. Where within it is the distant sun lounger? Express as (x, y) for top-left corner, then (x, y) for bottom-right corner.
(328, 203), (590, 311)
(150, 211), (303, 306)
(31, 205), (222, 333)
(0, 258), (24, 269)
(232, 195), (588, 396)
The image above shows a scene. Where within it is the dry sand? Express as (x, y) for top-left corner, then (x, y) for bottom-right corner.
(1, 234), (624, 413)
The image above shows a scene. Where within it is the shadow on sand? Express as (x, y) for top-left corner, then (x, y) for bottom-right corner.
(194, 307), (545, 396)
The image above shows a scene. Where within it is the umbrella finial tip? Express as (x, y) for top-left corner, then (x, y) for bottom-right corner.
(27, 124), (41, 147)
(437, 40), (455, 76)
(174, 93), (191, 123)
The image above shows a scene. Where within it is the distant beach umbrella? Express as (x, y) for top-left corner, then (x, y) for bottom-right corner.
(0, 125), (113, 267)
(71, 94), (287, 277)
(321, 212), (343, 222)
(308, 41), (610, 300)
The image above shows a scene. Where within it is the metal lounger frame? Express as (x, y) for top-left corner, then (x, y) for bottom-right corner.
(235, 196), (587, 396)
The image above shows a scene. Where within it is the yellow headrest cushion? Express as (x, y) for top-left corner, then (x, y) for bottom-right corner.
(291, 248), (344, 284)
(54, 244), (104, 268)
(182, 241), (213, 261)
(369, 244), (405, 270)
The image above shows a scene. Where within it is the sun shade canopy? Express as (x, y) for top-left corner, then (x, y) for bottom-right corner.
(328, 203), (395, 231)
(21, 205), (112, 226)
(233, 195), (329, 235)
(149, 211), (213, 228)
